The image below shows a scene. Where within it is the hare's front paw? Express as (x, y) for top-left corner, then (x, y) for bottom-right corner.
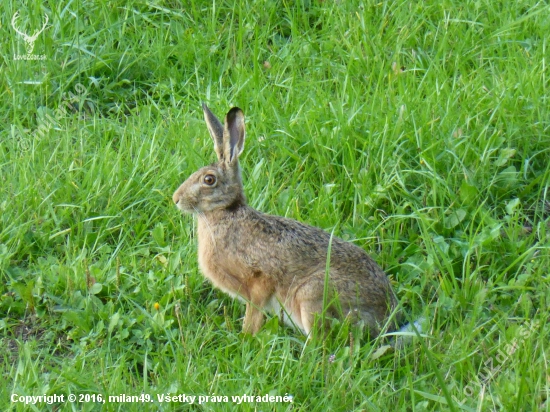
(242, 303), (265, 335)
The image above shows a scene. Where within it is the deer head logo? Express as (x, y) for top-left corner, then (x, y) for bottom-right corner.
(11, 12), (49, 55)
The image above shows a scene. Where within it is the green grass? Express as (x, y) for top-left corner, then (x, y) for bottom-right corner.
(1, 0), (549, 410)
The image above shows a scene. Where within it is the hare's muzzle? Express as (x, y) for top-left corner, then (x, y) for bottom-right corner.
(172, 186), (193, 213)
(172, 191), (179, 205)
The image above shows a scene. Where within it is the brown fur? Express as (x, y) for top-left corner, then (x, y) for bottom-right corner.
(173, 105), (402, 337)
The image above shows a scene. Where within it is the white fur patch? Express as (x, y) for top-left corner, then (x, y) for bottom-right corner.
(265, 295), (304, 333)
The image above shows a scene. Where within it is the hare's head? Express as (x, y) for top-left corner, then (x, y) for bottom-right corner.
(173, 104), (247, 213)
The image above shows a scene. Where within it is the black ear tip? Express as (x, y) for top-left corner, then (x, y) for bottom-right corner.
(226, 107), (244, 120)
(202, 102), (209, 111)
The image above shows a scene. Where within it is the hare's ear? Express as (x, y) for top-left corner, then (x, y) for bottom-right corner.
(202, 103), (225, 162)
(223, 107), (245, 165)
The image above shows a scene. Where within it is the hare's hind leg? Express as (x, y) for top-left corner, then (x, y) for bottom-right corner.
(297, 300), (322, 335)
(294, 275), (333, 336)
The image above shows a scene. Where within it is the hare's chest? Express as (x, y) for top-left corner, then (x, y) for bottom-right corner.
(197, 240), (222, 279)
(196, 229), (232, 274)
(196, 228), (248, 302)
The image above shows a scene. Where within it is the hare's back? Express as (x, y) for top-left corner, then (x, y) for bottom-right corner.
(249, 210), (388, 279)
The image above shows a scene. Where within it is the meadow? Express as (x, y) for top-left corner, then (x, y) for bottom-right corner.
(1, 0), (549, 410)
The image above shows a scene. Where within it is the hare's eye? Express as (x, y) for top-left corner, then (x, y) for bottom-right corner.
(203, 174), (216, 186)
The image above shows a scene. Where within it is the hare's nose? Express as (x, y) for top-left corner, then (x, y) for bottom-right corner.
(172, 192), (180, 204)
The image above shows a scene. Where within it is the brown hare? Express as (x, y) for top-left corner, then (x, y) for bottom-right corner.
(173, 105), (404, 337)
